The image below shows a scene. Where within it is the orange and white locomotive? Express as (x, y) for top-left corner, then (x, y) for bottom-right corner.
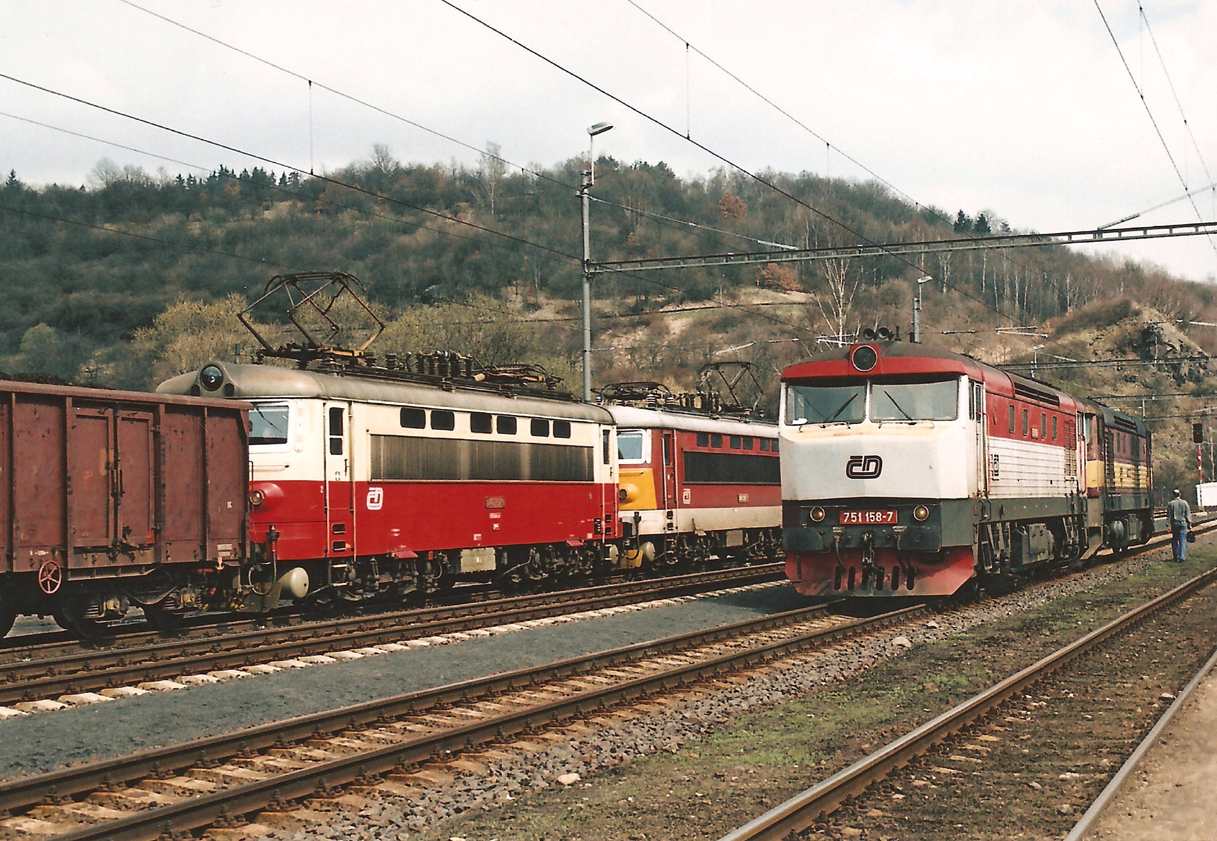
(609, 402), (781, 569)
(780, 341), (1152, 598)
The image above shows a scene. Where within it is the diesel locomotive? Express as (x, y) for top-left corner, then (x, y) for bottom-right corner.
(780, 340), (1153, 598)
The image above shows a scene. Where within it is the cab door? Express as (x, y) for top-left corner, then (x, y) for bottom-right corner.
(322, 402), (355, 581)
(660, 430), (678, 534)
(971, 381), (988, 498)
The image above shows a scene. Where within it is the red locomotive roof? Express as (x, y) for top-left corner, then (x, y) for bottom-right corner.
(781, 343), (1079, 412)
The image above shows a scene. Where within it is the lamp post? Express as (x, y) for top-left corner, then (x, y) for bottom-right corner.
(912, 275), (932, 343)
(580, 121), (613, 401)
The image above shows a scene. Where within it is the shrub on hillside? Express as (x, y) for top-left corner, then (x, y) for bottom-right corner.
(1053, 299), (1138, 337)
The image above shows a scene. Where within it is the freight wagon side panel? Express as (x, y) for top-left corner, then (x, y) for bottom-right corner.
(12, 394), (68, 574)
(204, 407), (248, 562)
(160, 406), (207, 562)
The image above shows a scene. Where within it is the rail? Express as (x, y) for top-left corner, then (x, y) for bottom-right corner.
(718, 565), (1217, 841)
(0, 603), (925, 838)
(0, 563), (782, 705)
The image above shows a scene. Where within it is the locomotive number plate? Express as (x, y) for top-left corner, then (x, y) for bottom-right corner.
(839, 509), (897, 525)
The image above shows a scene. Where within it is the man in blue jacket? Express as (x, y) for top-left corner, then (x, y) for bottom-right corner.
(1167, 489), (1192, 563)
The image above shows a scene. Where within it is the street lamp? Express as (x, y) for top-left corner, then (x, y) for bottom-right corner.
(587, 121), (613, 186)
(912, 275), (932, 343)
(581, 121), (613, 401)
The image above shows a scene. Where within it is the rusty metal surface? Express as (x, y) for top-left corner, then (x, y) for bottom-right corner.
(0, 380), (247, 578)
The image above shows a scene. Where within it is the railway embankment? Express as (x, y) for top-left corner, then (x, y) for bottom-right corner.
(406, 541), (1217, 841)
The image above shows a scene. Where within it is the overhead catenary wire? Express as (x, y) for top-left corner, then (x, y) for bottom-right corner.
(0, 109), (494, 249)
(623, 0), (920, 208)
(1137, 2), (1214, 189)
(0, 71), (579, 262)
(438, 0), (1018, 326)
(1092, 0), (1217, 256)
(1, 108), (817, 339)
(0, 203), (293, 269)
(114, 0), (788, 252)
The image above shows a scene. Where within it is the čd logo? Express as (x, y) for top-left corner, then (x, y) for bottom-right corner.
(846, 455), (883, 479)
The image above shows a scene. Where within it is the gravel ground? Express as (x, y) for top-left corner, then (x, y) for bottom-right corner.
(807, 576), (1217, 840)
(252, 545), (1208, 840)
(0, 583), (805, 779)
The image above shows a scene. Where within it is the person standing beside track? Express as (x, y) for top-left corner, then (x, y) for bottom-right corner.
(1167, 489), (1192, 563)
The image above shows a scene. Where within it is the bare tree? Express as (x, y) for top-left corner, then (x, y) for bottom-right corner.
(366, 143), (400, 192)
(478, 141), (507, 218)
(811, 255), (859, 343)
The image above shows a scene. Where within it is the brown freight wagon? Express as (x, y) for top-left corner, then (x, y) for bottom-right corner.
(0, 379), (249, 636)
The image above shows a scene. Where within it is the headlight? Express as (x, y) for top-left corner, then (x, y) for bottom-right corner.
(851, 345), (878, 372)
(913, 504), (930, 522)
(200, 364), (224, 391)
(810, 506), (826, 523)
(249, 489), (266, 508)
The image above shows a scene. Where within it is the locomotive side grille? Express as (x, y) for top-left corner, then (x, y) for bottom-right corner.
(370, 434), (593, 482)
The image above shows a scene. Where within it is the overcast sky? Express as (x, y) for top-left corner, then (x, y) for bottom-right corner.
(3, 1), (1215, 282)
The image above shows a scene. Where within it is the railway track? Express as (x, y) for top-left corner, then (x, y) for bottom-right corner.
(1064, 641), (1217, 840)
(0, 563), (782, 707)
(0, 600), (925, 840)
(718, 565), (1217, 841)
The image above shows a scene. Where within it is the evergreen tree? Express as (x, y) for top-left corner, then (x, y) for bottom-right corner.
(4, 169), (20, 190)
(974, 212), (992, 235)
(953, 209), (972, 233)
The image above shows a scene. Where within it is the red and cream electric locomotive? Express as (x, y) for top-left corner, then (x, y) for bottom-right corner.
(159, 355), (620, 602)
(780, 339), (1152, 598)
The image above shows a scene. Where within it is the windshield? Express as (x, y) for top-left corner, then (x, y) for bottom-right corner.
(871, 379), (959, 421)
(617, 430), (646, 462)
(250, 403), (289, 446)
(786, 384), (866, 425)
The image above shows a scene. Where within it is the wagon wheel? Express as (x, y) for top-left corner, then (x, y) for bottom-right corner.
(52, 597), (110, 641)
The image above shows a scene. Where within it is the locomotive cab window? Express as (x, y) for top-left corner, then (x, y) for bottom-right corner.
(531, 418), (550, 437)
(870, 377), (959, 422)
(554, 420), (572, 439)
(430, 410), (455, 431)
(711, 433), (723, 448)
(470, 412), (492, 434)
(696, 432), (709, 447)
(400, 407), (426, 429)
(785, 383), (865, 425)
(729, 435), (742, 449)
(328, 406), (344, 455)
(759, 439), (770, 451)
(249, 403), (289, 446)
(617, 429), (647, 463)
(496, 415), (517, 435)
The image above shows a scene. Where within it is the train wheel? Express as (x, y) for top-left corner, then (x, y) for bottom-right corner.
(142, 603), (184, 634)
(53, 609), (107, 641)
